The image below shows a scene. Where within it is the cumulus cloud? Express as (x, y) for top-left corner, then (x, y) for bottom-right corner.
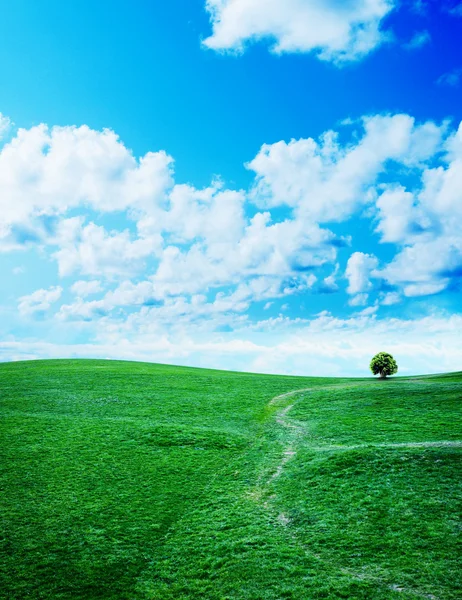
(142, 183), (246, 244)
(345, 252), (379, 304)
(52, 218), (162, 278)
(376, 123), (462, 297)
(319, 265), (339, 294)
(203, 0), (395, 63)
(166, 217), (327, 290)
(71, 280), (103, 297)
(379, 240), (458, 297)
(58, 272), (317, 324)
(248, 114), (445, 222)
(1, 111), (461, 328)
(18, 286), (63, 316)
(0, 123), (173, 240)
(375, 186), (430, 243)
(379, 291), (401, 305)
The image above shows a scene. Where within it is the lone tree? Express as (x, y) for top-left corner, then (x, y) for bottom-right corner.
(370, 352), (398, 379)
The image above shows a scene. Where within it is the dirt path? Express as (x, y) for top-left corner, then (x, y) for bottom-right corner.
(265, 384), (462, 486)
(307, 440), (462, 451)
(263, 390), (311, 485)
(269, 387), (315, 406)
(255, 384), (458, 597)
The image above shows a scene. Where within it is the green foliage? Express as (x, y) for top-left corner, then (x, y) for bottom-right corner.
(0, 359), (461, 599)
(370, 351), (398, 378)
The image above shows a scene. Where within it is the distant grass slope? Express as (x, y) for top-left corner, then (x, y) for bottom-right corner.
(0, 359), (460, 599)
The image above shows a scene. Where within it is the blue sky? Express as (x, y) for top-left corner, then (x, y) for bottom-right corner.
(0, 0), (461, 375)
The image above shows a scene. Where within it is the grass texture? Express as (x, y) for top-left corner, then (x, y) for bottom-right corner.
(0, 359), (460, 599)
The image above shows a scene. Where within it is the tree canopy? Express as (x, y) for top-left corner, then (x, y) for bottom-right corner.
(370, 352), (398, 378)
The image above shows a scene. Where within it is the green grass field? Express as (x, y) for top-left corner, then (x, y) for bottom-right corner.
(0, 359), (460, 599)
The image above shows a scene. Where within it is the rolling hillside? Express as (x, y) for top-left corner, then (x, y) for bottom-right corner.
(0, 360), (460, 599)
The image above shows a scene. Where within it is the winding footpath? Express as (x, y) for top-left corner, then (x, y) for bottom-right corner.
(256, 383), (461, 599)
(265, 384), (462, 487)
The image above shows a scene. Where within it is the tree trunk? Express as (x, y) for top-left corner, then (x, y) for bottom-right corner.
(380, 370), (387, 379)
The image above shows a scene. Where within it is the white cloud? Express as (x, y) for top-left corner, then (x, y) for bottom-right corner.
(0, 113), (11, 139)
(377, 123), (462, 296)
(375, 186), (421, 243)
(18, 286), (62, 316)
(380, 291), (401, 305)
(0, 111), (460, 314)
(53, 218), (162, 278)
(58, 272), (317, 324)
(319, 264), (339, 293)
(58, 298), (108, 321)
(320, 275), (339, 293)
(348, 292), (369, 306)
(404, 281), (449, 298)
(404, 30), (431, 50)
(436, 68), (462, 87)
(356, 303), (379, 316)
(149, 183), (246, 244)
(2, 110), (462, 381)
(143, 213), (331, 299)
(248, 114), (445, 222)
(345, 252), (379, 300)
(71, 280), (103, 297)
(379, 240), (457, 297)
(3, 313), (462, 377)
(203, 0), (395, 63)
(0, 123), (173, 238)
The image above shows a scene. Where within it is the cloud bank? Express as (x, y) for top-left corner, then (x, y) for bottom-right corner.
(203, 0), (395, 63)
(1, 111), (461, 375)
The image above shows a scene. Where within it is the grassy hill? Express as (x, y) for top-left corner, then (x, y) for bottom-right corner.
(0, 359), (460, 599)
